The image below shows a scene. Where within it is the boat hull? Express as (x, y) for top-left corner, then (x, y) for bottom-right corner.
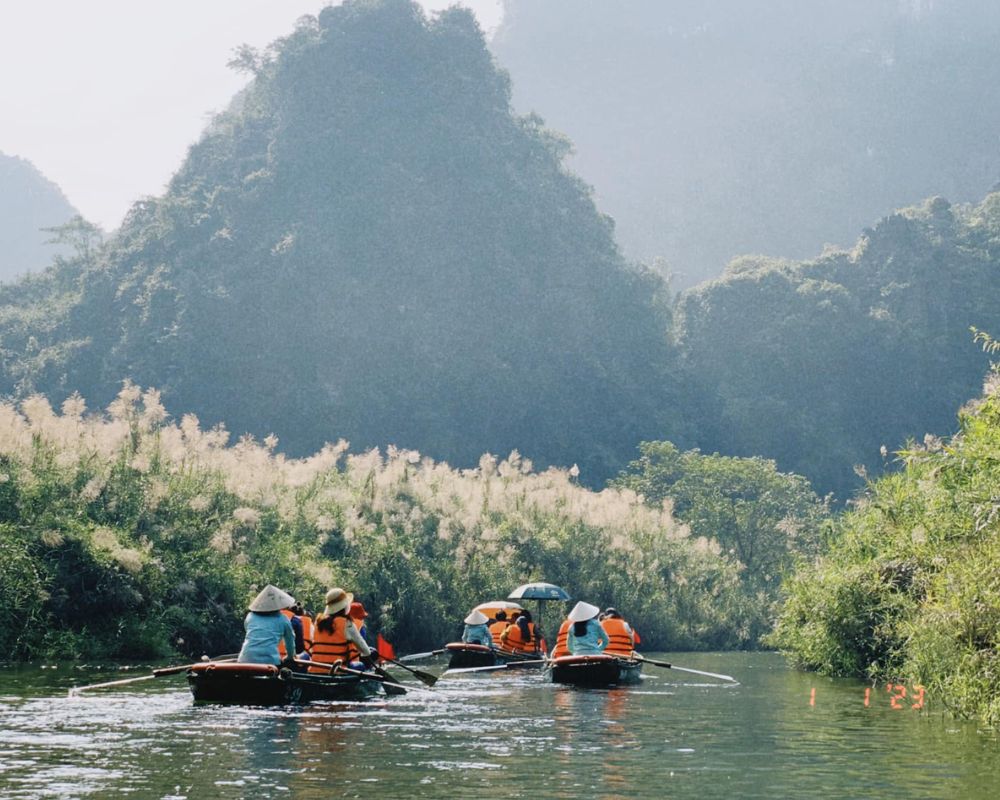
(445, 643), (545, 670)
(548, 655), (643, 688)
(186, 662), (382, 705)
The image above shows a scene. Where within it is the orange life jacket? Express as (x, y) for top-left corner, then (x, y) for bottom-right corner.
(501, 620), (539, 653)
(489, 620), (508, 646)
(600, 617), (635, 656)
(300, 615), (314, 654)
(309, 614), (352, 673)
(278, 609), (297, 658)
(550, 620), (571, 658)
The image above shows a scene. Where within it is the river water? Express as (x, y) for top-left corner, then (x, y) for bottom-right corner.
(0, 652), (997, 799)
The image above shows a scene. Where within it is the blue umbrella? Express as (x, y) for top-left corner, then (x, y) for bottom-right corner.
(508, 583), (571, 646)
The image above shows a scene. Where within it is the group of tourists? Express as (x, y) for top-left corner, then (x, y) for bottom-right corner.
(237, 584), (379, 673)
(238, 583), (641, 671)
(461, 607), (548, 654)
(462, 601), (639, 659)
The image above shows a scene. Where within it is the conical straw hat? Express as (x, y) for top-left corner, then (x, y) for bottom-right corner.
(464, 609), (489, 625)
(249, 584), (295, 613)
(567, 601), (600, 623)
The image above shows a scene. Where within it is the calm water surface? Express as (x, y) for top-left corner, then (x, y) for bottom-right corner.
(0, 652), (997, 799)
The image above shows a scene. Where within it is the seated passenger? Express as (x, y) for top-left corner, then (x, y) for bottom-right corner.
(600, 607), (637, 657)
(238, 584), (297, 666)
(500, 608), (541, 654)
(461, 610), (494, 648)
(566, 601), (609, 656)
(488, 610), (508, 646)
(310, 587), (378, 674)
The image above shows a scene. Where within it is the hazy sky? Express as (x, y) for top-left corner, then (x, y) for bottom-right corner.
(0, 1), (503, 230)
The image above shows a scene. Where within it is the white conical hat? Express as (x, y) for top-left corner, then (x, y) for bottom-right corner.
(464, 609), (489, 625)
(249, 584), (295, 613)
(567, 601), (600, 623)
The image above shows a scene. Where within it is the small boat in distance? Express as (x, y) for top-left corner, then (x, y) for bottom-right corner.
(186, 661), (383, 705)
(444, 642), (546, 671)
(548, 654), (643, 688)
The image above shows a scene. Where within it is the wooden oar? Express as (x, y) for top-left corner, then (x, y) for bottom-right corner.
(398, 649), (445, 662)
(379, 656), (438, 686)
(444, 658), (549, 675)
(69, 658), (237, 695)
(290, 658), (409, 695)
(634, 654), (736, 683)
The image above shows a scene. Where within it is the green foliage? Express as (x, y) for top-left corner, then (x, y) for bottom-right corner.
(676, 195), (1000, 498)
(0, 388), (753, 661)
(612, 441), (828, 645)
(771, 370), (1000, 724)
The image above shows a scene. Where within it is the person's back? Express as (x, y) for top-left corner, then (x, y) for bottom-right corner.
(600, 609), (635, 656)
(462, 609), (493, 648)
(565, 602), (609, 656)
(550, 619), (572, 658)
(238, 585), (296, 666)
(488, 610), (508, 646)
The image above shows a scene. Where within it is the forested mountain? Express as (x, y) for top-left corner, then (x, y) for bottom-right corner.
(675, 194), (1000, 498)
(0, 153), (78, 281)
(492, 0), (1000, 286)
(0, 0), (689, 484)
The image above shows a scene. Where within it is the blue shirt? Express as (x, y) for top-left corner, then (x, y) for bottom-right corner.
(238, 611), (296, 665)
(462, 623), (493, 648)
(567, 619), (609, 655)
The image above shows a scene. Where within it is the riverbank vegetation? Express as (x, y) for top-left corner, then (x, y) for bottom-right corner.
(0, 386), (795, 661)
(771, 364), (1000, 724)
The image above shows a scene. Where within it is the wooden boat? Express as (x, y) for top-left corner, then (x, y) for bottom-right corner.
(548, 654), (643, 688)
(445, 642), (546, 671)
(186, 662), (383, 705)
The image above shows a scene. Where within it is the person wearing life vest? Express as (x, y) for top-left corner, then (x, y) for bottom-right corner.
(277, 601), (314, 661)
(309, 587), (377, 675)
(488, 610), (508, 646)
(461, 609), (494, 648)
(566, 601), (609, 655)
(500, 608), (542, 654)
(600, 607), (637, 657)
(238, 584), (297, 666)
(550, 618), (572, 659)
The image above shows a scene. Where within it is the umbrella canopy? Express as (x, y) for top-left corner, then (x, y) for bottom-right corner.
(473, 601), (524, 619)
(507, 582), (571, 602)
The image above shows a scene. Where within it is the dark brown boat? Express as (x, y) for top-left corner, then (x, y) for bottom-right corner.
(444, 642), (546, 670)
(548, 654), (643, 688)
(186, 662), (383, 705)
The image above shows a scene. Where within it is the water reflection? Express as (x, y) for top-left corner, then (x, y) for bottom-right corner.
(0, 654), (998, 799)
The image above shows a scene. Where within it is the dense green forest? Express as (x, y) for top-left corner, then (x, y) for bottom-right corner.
(771, 355), (1000, 725)
(0, 386), (790, 659)
(0, 153), (78, 282)
(677, 194), (1000, 498)
(493, 0), (1000, 287)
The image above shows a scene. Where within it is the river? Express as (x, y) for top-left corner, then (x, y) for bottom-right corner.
(0, 652), (997, 799)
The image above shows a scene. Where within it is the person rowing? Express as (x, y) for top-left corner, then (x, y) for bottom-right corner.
(309, 587), (379, 674)
(599, 607), (638, 657)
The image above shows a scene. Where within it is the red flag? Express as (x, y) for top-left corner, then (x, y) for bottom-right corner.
(377, 633), (396, 661)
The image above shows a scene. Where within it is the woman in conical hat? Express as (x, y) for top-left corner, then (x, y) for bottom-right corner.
(237, 584), (297, 665)
(565, 601), (609, 656)
(461, 609), (493, 649)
